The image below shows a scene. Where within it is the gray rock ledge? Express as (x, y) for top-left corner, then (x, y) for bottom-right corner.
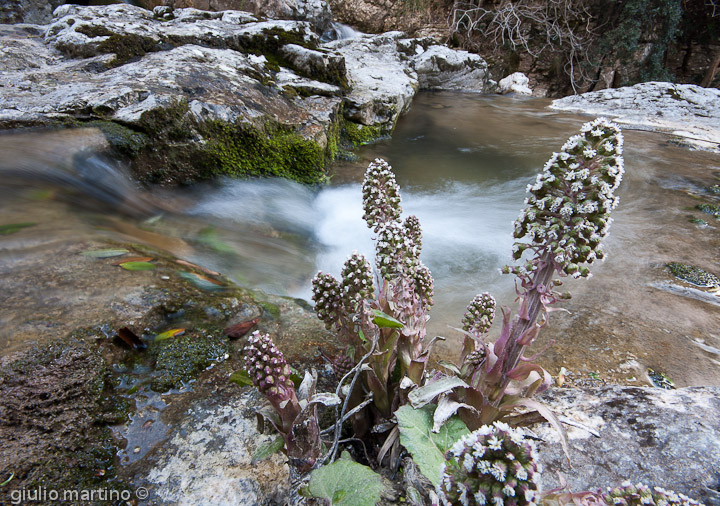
(535, 385), (720, 506)
(551, 82), (720, 153)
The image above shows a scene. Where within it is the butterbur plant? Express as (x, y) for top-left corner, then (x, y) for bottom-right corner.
(243, 331), (338, 472)
(312, 159), (438, 436)
(238, 119), (630, 505)
(604, 483), (705, 506)
(412, 118), (625, 436)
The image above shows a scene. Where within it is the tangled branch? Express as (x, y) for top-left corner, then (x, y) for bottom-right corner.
(449, 0), (596, 93)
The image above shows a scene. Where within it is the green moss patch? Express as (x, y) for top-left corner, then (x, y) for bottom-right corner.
(150, 333), (229, 391)
(342, 121), (388, 148)
(75, 24), (115, 38)
(98, 33), (160, 67)
(696, 202), (720, 219)
(199, 120), (329, 184)
(84, 121), (149, 157)
(667, 262), (720, 288)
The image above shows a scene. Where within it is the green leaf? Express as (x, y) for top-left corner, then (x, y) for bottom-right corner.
(82, 248), (129, 258)
(251, 436), (284, 464)
(229, 369), (253, 387)
(154, 328), (185, 341)
(307, 458), (384, 506)
(0, 222), (36, 235)
(119, 261), (155, 271)
(371, 309), (403, 329)
(396, 404), (469, 486)
(198, 226), (236, 254)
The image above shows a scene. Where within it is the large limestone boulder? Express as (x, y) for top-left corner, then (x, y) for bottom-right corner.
(326, 31), (492, 126)
(1, 4), (492, 183)
(536, 386), (720, 506)
(551, 82), (720, 153)
(136, 0), (333, 33)
(0, 0), (64, 24)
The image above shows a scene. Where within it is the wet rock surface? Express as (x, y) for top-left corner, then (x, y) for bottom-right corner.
(551, 82), (720, 153)
(133, 389), (290, 506)
(0, 3), (491, 184)
(0, 226), (334, 504)
(535, 386), (720, 506)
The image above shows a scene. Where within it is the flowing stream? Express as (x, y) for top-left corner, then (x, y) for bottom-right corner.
(1, 92), (719, 386)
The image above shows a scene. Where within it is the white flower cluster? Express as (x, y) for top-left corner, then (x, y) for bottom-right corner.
(462, 293), (496, 337)
(362, 158), (434, 308)
(362, 158), (402, 233)
(340, 251), (374, 312)
(604, 481), (706, 506)
(438, 422), (541, 506)
(511, 118), (624, 279)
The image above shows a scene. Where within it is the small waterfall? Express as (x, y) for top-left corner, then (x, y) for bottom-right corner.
(322, 22), (364, 42)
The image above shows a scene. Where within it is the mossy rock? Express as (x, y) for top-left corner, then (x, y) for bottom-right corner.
(97, 33), (161, 67)
(696, 202), (720, 219)
(150, 332), (229, 391)
(84, 120), (149, 157)
(667, 262), (720, 288)
(198, 120), (329, 184)
(342, 120), (388, 148)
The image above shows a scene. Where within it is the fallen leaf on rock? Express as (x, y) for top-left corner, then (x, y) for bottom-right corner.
(112, 256), (153, 265)
(154, 328), (186, 341)
(224, 318), (259, 339)
(119, 261), (155, 271)
(117, 327), (147, 350)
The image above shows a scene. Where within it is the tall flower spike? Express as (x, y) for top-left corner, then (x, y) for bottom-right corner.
(404, 215), (423, 255)
(462, 293), (496, 337)
(311, 272), (343, 330)
(341, 252), (374, 312)
(438, 422), (541, 506)
(510, 117), (624, 279)
(362, 158), (402, 232)
(375, 220), (412, 279)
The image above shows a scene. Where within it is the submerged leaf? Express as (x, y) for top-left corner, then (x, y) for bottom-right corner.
(178, 270), (225, 290)
(176, 259), (220, 276)
(224, 318), (259, 339)
(307, 458), (384, 506)
(396, 404), (469, 486)
(0, 222), (36, 235)
(82, 248), (129, 258)
(119, 261), (155, 271)
(154, 328), (186, 341)
(251, 436), (285, 464)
